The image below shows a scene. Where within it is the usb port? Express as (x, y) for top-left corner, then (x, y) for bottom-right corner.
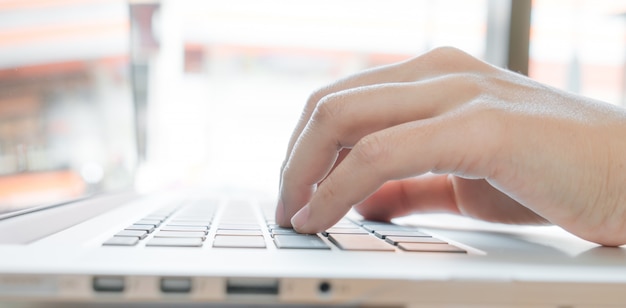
(92, 276), (125, 293)
(160, 277), (192, 293)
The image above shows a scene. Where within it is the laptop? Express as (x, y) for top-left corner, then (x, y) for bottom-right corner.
(1, 1), (626, 307)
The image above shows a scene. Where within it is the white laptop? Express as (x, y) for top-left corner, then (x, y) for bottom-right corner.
(0, 1), (625, 307)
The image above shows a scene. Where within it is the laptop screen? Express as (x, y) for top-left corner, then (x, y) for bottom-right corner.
(0, 1), (136, 216)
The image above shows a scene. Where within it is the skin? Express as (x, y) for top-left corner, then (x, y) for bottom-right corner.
(276, 47), (626, 247)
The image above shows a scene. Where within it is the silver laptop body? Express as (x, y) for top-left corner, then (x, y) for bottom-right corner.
(1, 190), (626, 307)
(0, 1), (625, 307)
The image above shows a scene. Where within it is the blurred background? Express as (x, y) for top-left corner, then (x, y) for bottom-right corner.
(1, 0), (626, 214)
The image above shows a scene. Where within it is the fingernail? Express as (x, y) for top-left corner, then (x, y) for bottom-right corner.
(291, 205), (310, 231)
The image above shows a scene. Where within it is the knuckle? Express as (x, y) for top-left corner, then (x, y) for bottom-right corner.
(353, 133), (389, 168)
(416, 46), (466, 65)
(303, 86), (333, 120)
(306, 86), (329, 108)
(310, 93), (345, 128)
(428, 46), (466, 58)
(408, 46), (486, 75)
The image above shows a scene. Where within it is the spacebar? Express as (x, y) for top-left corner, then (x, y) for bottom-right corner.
(328, 234), (395, 251)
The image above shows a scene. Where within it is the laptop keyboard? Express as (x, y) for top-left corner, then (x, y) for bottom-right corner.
(102, 198), (466, 254)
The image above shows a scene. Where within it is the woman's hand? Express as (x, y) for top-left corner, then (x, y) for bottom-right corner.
(276, 47), (626, 246)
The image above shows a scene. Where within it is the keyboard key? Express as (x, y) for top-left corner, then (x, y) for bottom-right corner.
(103, 237), (139, 246)
(161, 226), (208, 233)
(212, 235), (266, 248)
(146, 237), (203, 247)
(218, 223), (261, 230)
(330, 221), (360, 228)
(220, 217), (257, 224)
(322, 228), (369, 236)
(269, 227), (299, 236)
(154, 231), (207, 239)
(398, 243), (466, 253)
(385, 236), (447, 245)
(215, 229), (262, 236)
(176, 215), (214, 221)
(166, 221), (211, 227)
(328, 234), (395, 251)
(126, 224), (155, 233)
(135, 219), (162, 226)
(115, 230), (148, 239)
(374, 230), (430, 239)
(362, 224), (412, 232)
(356, 220), (392, 226)
(273, 235), (330, 250)
(170, 218), (212, 223)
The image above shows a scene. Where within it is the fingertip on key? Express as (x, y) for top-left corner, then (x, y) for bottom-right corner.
(290, 205), (310, 232)
(275, 202), (290, 228)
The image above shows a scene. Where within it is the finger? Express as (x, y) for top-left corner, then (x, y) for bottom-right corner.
(290, 110), (502, 233)
(449, 177), (549, 224)
(278, 77), (478, 226)
(354, 175), (548, 225)
(321, 148), (350, 184)
(352, 174), (459, 222)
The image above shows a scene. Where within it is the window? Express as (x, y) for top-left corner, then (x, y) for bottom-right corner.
(139, 0), (489, 192)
